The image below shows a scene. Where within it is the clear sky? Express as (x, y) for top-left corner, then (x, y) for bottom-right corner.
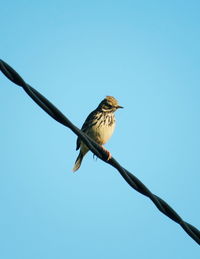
(1, 0), (200, 258)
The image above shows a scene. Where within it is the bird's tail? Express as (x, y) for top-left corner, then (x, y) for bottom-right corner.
(72, 152), (84, 172)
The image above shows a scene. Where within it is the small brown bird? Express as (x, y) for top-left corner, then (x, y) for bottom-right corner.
(72, 96), (123, 172)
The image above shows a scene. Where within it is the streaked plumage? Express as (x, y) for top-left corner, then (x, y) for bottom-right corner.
(72, 96), (123, 172)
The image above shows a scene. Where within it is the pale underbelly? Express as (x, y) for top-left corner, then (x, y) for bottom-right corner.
(89, 123), (115, 145)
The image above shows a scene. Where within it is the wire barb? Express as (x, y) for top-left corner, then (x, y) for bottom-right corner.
(0, 59), (199, 245)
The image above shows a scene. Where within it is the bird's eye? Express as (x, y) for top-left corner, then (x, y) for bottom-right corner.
(107, 104), (112, 108)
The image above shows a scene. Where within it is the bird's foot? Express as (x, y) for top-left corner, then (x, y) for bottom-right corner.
(102, 146), (112, 160)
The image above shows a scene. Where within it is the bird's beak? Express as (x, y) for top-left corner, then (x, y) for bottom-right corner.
(117, 105), (123, 109)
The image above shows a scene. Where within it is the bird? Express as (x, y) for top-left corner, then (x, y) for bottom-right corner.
(72, 96), (123, 172)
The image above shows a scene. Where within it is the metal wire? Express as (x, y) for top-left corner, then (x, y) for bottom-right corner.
(0, 59), (199, 245)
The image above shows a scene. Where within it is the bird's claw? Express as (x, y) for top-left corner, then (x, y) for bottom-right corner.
(102, 146), (112, 161)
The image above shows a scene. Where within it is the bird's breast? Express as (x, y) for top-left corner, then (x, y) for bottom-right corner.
(89, 113), (116, 145)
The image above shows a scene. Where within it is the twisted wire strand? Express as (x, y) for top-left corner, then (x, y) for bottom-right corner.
(0, 59), (199, 245)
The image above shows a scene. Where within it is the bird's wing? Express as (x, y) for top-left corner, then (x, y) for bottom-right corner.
(76, 110), (98, 150)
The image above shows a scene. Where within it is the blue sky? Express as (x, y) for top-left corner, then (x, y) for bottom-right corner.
(1, 0), (200, 258)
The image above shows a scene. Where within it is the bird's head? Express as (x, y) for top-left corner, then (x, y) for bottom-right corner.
(98, 96), (123, 112)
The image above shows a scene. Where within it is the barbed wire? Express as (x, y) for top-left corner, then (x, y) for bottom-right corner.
(0, 59), (199, 246)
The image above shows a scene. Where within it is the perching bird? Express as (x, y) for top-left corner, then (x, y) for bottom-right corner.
(72, 96), (123, 172)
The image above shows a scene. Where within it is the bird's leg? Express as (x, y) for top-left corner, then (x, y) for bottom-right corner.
(102, 146), (112, 160)
(92, 146), (111, 161)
